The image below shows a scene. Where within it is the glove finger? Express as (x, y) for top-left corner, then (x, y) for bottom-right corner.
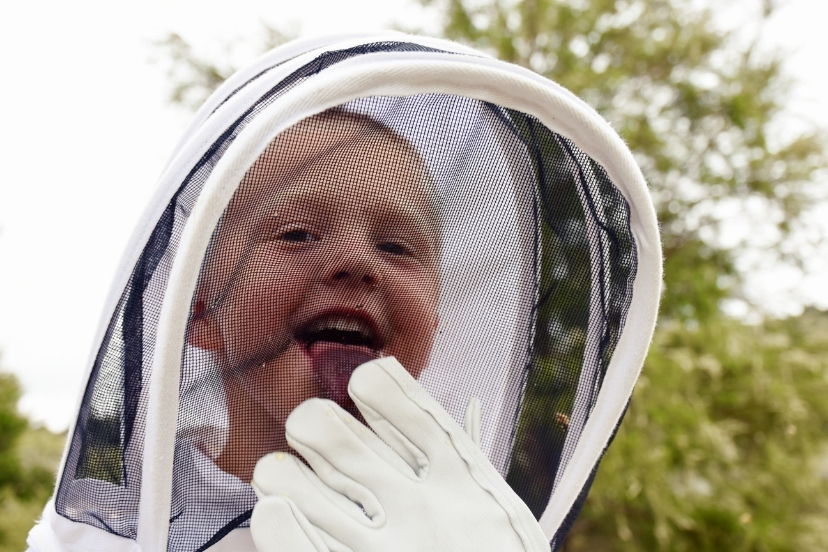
(285, 399), (417, 521)
(251, 496), (329, 552)
(252, 452), (370, 541)
(320, 400), (418, 478)
(349, 357), (469, 466)
(465, 396), (482, 447)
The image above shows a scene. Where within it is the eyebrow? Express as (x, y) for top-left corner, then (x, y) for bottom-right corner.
(271, 185), (434, 219)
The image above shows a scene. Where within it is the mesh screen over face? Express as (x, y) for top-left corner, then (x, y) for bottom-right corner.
(54, 40), (446, 540)
(54, 48), (636, 552)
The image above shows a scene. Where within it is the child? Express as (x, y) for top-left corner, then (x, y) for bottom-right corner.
(184, 107), (441, 482)
(29, 35), (657, 552)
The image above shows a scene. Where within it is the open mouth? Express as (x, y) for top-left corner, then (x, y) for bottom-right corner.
(295, 313), (382, 415)
(295, 314), (380, 350)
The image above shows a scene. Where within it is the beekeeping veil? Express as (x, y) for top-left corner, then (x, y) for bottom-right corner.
(28, 33), (661, 552)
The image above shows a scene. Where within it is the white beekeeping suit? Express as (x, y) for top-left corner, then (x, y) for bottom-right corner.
(26, 32), (661, 552)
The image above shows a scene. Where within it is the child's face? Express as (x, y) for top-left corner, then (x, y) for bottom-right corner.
(190, 113), (440, 431)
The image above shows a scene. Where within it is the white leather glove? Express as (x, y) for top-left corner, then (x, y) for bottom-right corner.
(250, 357), (550, 552)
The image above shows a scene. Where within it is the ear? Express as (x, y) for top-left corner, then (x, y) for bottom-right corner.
(188, 299), (225, 352)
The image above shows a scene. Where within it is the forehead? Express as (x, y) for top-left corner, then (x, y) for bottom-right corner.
(273, 140), (431, 212)
(245, 111), (417, 183)
(228, 112), (434, 223)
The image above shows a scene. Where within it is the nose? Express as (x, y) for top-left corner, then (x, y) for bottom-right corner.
(322, 244), (379, 288)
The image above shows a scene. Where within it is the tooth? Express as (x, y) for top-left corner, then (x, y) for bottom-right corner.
(333, 319), (363, 332)
(308, 316), (373, 338)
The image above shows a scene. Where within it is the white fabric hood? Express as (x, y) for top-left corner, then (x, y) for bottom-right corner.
(27, 32), (661, 552)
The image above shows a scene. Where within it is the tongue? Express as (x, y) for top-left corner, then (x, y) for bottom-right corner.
(307, 341), (378, 415)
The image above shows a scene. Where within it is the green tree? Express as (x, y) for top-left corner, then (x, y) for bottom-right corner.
(566, 309), (828, 551)
(153, 25), (298, 112)
(0, 370), (63, 551)
(421, 0), (825, 322)
(0, 373), (27, 498)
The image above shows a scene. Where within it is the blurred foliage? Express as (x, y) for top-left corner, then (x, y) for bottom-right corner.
(74, 415), (124, 485)
(420, 0), (826, 322)
(152, 2), (828, 549)
(152, 24), (298, 112)
(0, 371), (64, 551)
(0, 373), (27, 496)
(565, 309), (828, 551)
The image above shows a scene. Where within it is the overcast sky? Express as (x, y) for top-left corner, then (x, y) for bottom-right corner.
(1, 0), (826, 431)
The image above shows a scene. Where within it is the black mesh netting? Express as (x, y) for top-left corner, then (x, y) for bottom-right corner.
(56, 44), (636, 552)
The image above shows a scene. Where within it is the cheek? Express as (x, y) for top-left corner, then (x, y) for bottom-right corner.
(386, 272), (439, 377)
(217, 259), (308, 356)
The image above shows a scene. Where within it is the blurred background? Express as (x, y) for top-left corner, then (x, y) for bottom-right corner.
(1, 0), (827, 549)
